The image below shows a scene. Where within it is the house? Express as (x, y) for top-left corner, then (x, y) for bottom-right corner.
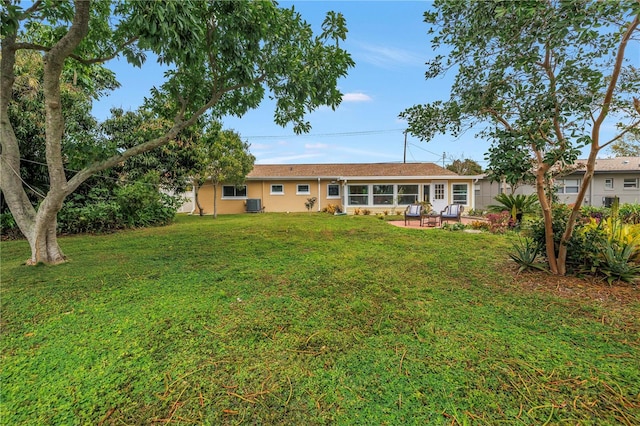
(189, 162), (479, 215)
(475, 157), (640, 210)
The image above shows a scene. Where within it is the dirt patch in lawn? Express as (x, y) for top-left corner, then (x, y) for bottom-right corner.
(504, 263), (640, 309)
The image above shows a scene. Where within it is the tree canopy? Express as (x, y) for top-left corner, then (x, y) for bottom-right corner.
(0, 0), (354, 264)
(401, 0), (639, 275)
(445, 158), (483, 175)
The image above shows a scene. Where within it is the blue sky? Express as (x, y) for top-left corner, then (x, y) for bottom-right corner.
(92, 1), (489, 166)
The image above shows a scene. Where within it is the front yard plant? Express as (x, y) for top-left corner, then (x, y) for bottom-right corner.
(1, 214), (638, 424)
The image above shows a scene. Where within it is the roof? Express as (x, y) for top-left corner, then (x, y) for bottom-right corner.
(568, 157), (640, 174)
(247, 162), (460, 180)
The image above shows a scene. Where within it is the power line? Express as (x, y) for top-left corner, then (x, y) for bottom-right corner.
(244, 128), (405, 139)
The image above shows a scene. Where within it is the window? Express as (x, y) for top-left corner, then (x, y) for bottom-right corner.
(557, 179), (580, 194)
(423, 185), (431, 203)
(452, 183), (468, 205)
(604, 178), (614, 190)
(270, 184), (284, 195)
(222, 185), (247, 198)
(327, 184), (340, 198)
(623, 178), (639, 189)
(373, 184), (394, 205)
(297, 184), (310, 195)
(434, 183), (445, 200)
(397, 184), (419, 205)
(348, 185), (368, 205)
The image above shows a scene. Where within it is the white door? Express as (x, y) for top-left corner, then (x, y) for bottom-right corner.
(430, 181), (448, 213)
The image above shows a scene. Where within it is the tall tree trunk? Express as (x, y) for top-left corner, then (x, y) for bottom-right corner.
(28, 206), (66, 265)
(535, 169), (559, 275)
(193, 180), (204, 216)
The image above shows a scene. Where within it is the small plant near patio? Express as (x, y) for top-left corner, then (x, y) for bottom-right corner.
(441, 222), (467, 231)
(362, 209), (371, 215)
(465, 208), (486, 217)
(488, 193), (539, 226)
(322, 204), (342, 214)
(470, 220), (490, 231)
(305, 197), (317, 212)
(509, 237), (547, 273)
(353, 208), (361, 215)
(486, 211), (511, 234)
(383, 210), (389, 216)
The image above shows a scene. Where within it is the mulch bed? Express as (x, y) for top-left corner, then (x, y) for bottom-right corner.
(505, 263), (640, 309)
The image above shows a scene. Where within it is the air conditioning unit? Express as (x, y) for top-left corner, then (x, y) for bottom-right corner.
(246, 198), (262, 213)
(602, 196), (618, 208)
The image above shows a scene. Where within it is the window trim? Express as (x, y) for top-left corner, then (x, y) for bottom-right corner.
(327, 183), (340, 199)
(221, 185), (248, 199)
(623, 178), (639, 190)
(270, 184), (284, 195)
(296, 184), (311, 195)
(604, 178), (614, 190)
(556, 178), (580, 194)
(452, 183), (468, 205)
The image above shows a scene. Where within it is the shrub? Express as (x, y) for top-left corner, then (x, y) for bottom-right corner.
(581, 205), (609, 222)
(470, 220), (489, 231)
(0, 212), (22, 239)
(441, 222), (467, 231)
(619, 203), (640, 224)
(322, 204), (342, 215)
(528, 204), (640, 283)
(353, 208), (361, 215)
(486, 211), (511, 234)
(509, 237), (547, 273)
(362, 209), (371, 215)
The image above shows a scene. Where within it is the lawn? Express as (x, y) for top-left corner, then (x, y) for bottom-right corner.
(1, 214), (638, 425)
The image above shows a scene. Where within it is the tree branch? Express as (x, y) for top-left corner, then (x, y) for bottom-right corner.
(15, 37), (139, 65)
(600, 119), (640, 149)
(592, 13), (639, 150)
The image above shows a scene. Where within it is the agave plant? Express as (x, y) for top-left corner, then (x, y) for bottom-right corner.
(488, 193), (539, 223)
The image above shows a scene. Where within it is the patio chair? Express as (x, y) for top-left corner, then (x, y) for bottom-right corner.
(404, 204), (423, 226)
(440, 204), (464, 223)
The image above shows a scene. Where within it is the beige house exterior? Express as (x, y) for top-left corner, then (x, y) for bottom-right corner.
(189, 162), (479, 215)
(475, 157), (640, 210)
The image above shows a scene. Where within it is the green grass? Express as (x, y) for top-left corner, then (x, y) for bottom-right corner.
(1, 214), (639, 425)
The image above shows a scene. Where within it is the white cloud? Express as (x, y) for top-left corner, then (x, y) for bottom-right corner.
(305, 143), (329, 149)
(356, 42), (425, 69)
(342, 92), (373, 102)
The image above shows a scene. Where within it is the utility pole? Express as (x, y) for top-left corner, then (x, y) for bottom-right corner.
(443, 152), (446, 168)
(403, 131), (407, 163)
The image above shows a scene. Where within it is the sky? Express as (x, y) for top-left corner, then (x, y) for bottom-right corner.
(90, 1), (625, 167)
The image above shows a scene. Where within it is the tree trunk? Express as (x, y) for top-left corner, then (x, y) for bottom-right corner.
(194, 181), (204, 216)
(535, 170), (559, 275)
(27, 214), (65, 265)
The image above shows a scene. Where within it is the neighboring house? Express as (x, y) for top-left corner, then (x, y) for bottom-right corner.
(189, 162), (479, 215)
(475, 157), (640, 210)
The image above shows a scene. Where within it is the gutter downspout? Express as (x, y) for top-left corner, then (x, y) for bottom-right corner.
(473, 178), (479, 212)
(318, 177), (322, 212)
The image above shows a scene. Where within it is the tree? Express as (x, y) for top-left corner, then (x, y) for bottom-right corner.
(99, 108), (203, 194)
(192, 128), (255, 219)
(401, 0), (639, 275)
(445, 158), (482, 175)
(609, 131), (640, 157)
(1, 0), (354, 264)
